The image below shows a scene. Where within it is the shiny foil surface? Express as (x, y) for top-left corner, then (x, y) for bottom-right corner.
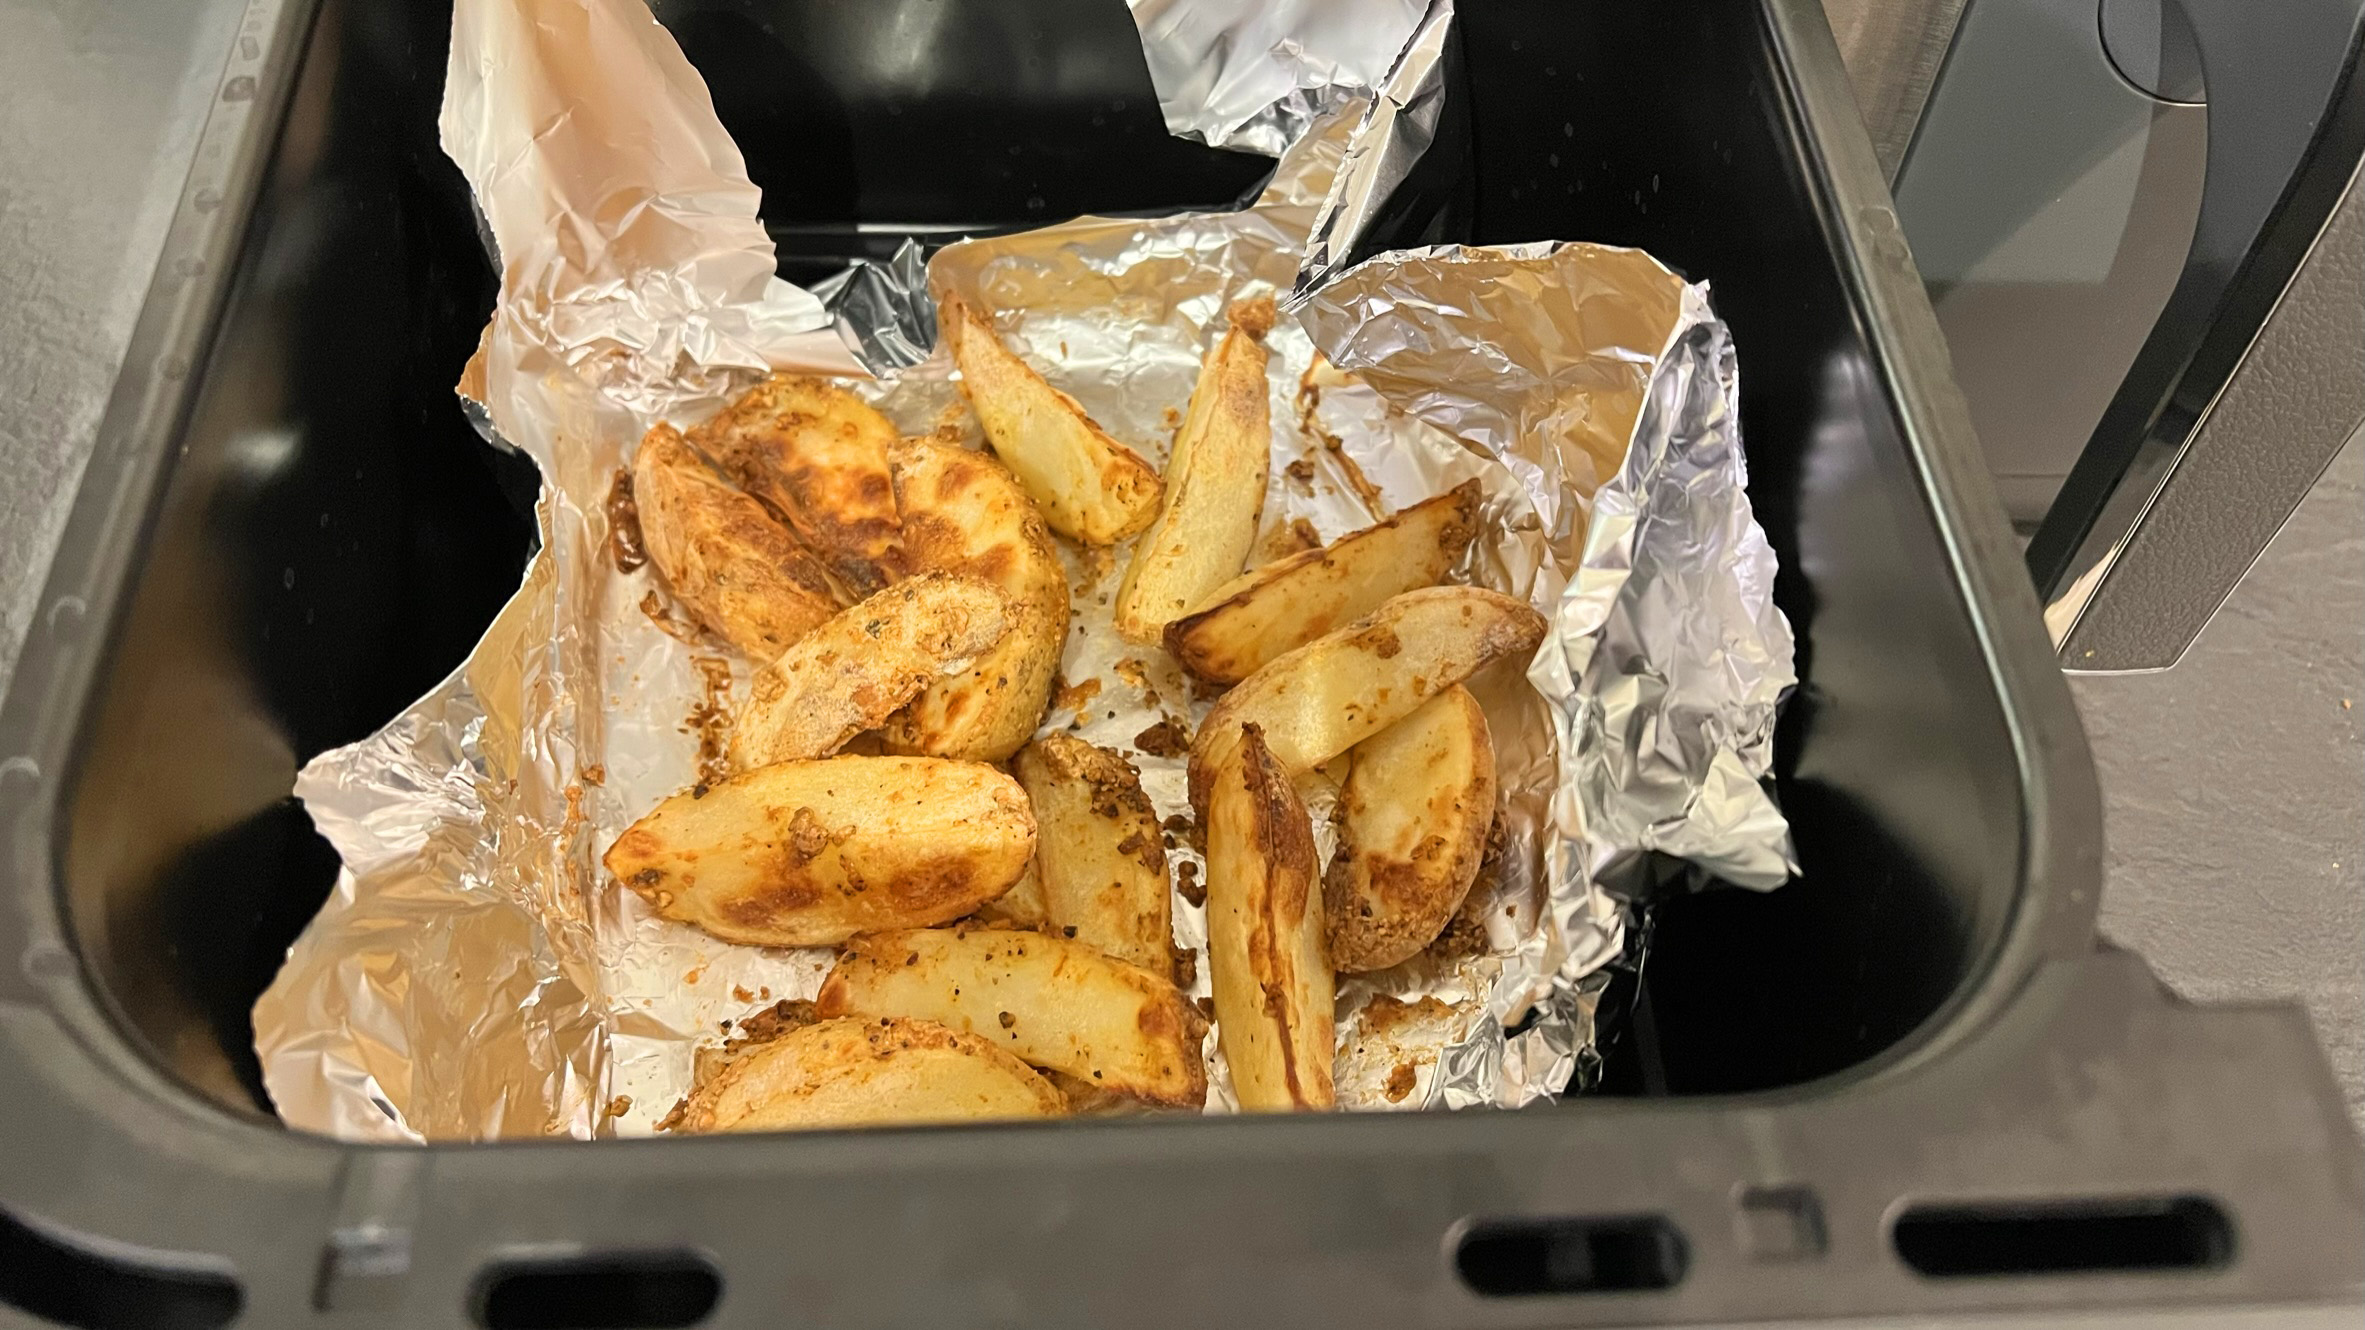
(254, 0), (1793, 1140)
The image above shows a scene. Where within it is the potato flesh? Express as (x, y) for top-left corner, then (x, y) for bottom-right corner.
(878, 438), (1068, 762)
(1324, 686), (1497, 972)
(602, 756), (1034, 947)
(817, 925), (1207, 1106)
(692, 374), (907, 598)
(1012, 735), (1171, 972)
(632, 424), (841, 659)
(1204, 726), (1335, 1111)
(1166, 480), (1482, 684)
(730, 573), (1010, 770)
(1187, 585), (1548, 811)
(674, 1016), (1064, 1132)
(1113, 301), (1274, 643)
(942, 298), (1163, 545)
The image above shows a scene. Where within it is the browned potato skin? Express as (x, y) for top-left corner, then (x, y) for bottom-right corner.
(731, 573), (1010, 770)
(941, 297), (1163, 545)
(603, 756), (1034, 947)
(632, 423), (840, 659)
(878, 438), (1068, 762)
(1011, 734), (1170, 972)
(1324, 686), (1497, 972)
(669, 1016), (1064, 1132)
(692, 374), (907, 597)
(816, 923), (1207, 1107)
(1112, 298), (1275, 643)
(1204, 725), (1334, 1111)
(1165, 479), (1482, 683)
(1186, 586), (1548, 812)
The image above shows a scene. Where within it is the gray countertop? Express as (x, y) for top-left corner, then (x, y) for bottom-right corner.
(4, 0), (2358, 1151)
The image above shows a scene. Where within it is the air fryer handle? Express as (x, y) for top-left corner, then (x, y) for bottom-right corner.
(2023, 0), (2365, 671)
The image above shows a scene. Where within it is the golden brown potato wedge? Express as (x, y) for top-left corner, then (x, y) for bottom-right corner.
(731, 573), (1010, 769)
(1324, 686), (1497, 972)
(667, 1016), (1063, 1132)
(1186, 586), (1547, 812)
(941, 297), (1163, 545)
(691, 374), (906, 597)
(1011, 734), (1170, 972)
(973, 858), (1048, 928)
(632, 423), (841, 659)
(877, 438), (1068, 762)
(1204, 725), (1334, 1111)
(603, 756), (1034, 947)
(1165, 479), (1482, 683)
(816, 924), (1206, 1107)
(1113, 298), (1276, 643)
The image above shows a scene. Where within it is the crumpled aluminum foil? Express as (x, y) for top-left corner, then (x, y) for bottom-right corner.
(1125, 0), (1429, 156)
(253, 0), (1793, 1140)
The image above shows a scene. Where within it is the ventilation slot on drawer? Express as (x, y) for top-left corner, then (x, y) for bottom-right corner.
(1455, 1216), (1688, 1296)
(1894, 1196), (2233, 1278)
(1, 1206), (242, 1330)
(476, 1253), (720, 1329)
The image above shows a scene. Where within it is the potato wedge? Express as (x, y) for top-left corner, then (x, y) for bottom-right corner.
(691, 374), (906, 597)
(668, 1016), (1063, 1132)
(877, 438), (1068, 762)
(1204, 724), (1334, 1111)
(603, 756), (1034, 947)
(1166, 479), (1482, 683)
(1113, 298), (1275, 643)
(817, 924), (1206, 1107)
(974, 857), (1048, 928)
(632, 423), (841, 659)
(1011, 735), (1170, 972)
(1186, 586), (1548, 811)
(731, 573), (1010, 769)
(1324, 686), (1497, 972)
(941, 297), (1163, 544)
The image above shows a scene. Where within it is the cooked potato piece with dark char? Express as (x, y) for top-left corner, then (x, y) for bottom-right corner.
(1187, 586), (1547, 812)
(817, 924), (1206, 1107)
(1114, 297), (1275, 643)
(878, 438), (1068, 762)
(1323, 686), (1497, 972)
(691, 374), (906, 597)
(1204, 724), (1334, 1111)
(667, 1016), (1063, 1132)
(1166, 480), (1481, 683)
(603, 756), (1034, 947)
(1011, 734), (1171, 972)
(632, 423), (840, 659)
(941, 297), (1163, 545)
(731, 573), (1010, 769)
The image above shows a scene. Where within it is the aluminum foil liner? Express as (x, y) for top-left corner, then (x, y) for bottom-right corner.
(1126, 0), (1430, 156)
(255, 0), (1794, 1140)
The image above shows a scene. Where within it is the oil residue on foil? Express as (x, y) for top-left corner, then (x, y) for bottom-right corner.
(683, 656), (735, 791)
(605, 468), (647, 573)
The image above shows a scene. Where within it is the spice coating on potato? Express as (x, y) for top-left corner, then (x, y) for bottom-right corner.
(1187, 585), (1547, 812)
(731, 573), (1011, 769)
(692, 374), (907, 597)
(878, 438), (1068, 762)
(603, 756), (1034, 947)
(941, 297), (1163, 545)
(632, 423), (840, 659)
(1166, 480), (1482, 683)
(1113, 296), (1275, 643)
(816, 923), (1207, 1107)
(1012, 734), (1171, 972)
(668, 1016), (1063, 1132)
(1204, 724), (1334, 1111)
(1323, 686), (1497, 972)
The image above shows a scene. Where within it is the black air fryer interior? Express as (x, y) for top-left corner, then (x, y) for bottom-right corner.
(60, 0), (2030, 1122)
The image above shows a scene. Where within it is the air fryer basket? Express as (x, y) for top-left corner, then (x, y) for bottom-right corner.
(1, 0), (2357, 1325)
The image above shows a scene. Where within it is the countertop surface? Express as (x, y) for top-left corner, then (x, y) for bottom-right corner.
(1, 0), (2358, 1295)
